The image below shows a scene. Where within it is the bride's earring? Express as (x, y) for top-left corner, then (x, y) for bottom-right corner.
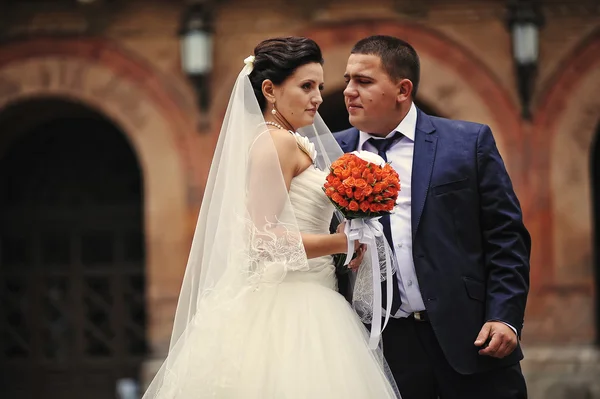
(271, 103), (277, 115)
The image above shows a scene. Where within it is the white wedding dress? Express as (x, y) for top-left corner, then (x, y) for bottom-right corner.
(151, 164), (400, 398)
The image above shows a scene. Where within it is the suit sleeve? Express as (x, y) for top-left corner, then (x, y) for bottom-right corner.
(476, 125), (531, 337)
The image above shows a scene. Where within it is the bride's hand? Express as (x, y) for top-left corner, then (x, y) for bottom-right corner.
(336, 221), (365, 271)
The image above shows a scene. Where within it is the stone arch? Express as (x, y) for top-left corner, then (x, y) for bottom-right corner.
(525, 30), (600, 343)
(0, 37), (198, 352)
(531, 29), (600, 288)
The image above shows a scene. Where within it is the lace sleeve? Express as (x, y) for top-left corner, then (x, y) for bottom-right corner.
(244, 217), (309, 286)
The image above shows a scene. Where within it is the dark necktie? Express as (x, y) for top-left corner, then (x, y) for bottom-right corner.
(367, 133), (402, 314)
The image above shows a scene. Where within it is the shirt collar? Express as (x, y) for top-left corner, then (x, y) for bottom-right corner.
(358, 102), (417, 150)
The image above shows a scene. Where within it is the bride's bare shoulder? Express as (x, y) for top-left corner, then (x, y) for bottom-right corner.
(269, 128), (297, 156)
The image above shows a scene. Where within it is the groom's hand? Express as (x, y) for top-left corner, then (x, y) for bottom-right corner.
(474, 321), (517, 358)
(348, 244), (366, 271)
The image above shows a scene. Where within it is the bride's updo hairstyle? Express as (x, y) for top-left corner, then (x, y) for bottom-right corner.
(248, 37), (324, 112)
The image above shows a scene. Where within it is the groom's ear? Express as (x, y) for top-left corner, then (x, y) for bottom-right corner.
(396, 78), (413, 104)
(262, 79), (276, 103)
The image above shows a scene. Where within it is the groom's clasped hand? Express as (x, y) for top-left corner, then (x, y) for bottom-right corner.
(475, 321), (519, 359)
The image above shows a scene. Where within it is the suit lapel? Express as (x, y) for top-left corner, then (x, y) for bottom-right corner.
(411, 109), (437, 238)
(339, 128), (360, 154)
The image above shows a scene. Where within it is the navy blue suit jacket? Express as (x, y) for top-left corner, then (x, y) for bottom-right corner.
(334, 108), (531, 375)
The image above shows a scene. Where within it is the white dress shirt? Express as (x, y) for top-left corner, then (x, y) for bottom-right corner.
(359, 103), (424, 318)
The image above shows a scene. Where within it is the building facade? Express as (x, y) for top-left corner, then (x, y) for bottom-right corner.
(0, 0), (598, 398)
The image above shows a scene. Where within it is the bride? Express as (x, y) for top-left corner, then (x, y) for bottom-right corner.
(142, 36), (401, 399)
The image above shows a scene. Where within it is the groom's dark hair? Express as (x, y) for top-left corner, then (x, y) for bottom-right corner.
(249, 37), (324, 112)
(351, 35), (420, 97)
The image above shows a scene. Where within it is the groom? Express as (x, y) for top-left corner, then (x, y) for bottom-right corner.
(334, 35), (530, 399)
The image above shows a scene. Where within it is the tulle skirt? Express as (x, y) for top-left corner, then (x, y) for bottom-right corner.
(144, 272), (400, 399)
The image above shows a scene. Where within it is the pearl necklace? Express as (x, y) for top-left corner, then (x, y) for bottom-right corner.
(265, 121), (290, 131)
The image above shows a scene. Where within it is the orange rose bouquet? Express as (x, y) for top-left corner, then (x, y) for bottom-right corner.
(323, 151), (400, 219)
(325, 150), (400, 349)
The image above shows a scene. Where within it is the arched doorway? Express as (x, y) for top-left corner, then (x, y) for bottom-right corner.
(592, 122), (600, 344)
(319, 88), (441, 132)
(0, 98), (147, 398)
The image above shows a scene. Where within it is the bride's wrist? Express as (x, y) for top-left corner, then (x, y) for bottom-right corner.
(335, 232), (348, 254)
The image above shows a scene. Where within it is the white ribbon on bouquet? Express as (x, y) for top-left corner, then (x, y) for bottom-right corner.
(344, 217), (394, 350)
